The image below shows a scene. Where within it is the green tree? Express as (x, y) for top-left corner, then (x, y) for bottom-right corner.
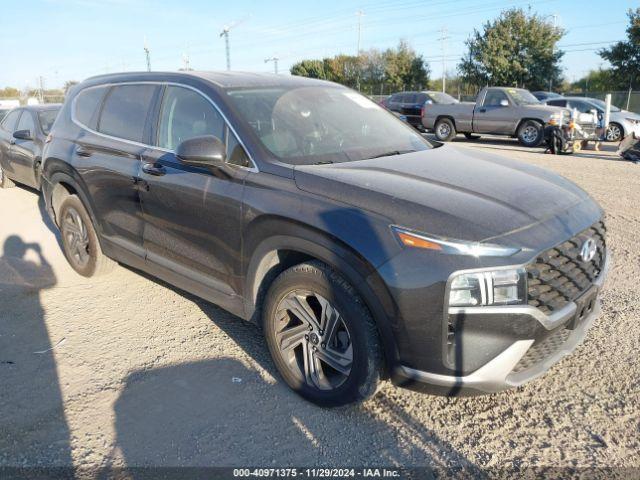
(0, 87), (20, 98)
(459, 8), (564, 91)
(598, 8), (640, 90)
(289, 41), (429, 92)
(570, 69), (615, 93)
(290, 60), (326, 79)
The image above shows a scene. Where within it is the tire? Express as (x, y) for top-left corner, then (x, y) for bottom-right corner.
(59, 195), (115, 277)
(464, 133), (481, 140)
(517, 120), (544, 147)
(263, 261), (382, 407)
(605, 123), (623, 142)
(434, 117), (456, 142)
(0, 163), (15, 189)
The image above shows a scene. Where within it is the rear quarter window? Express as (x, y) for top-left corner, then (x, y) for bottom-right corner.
(98, 84), (157, 143)
(74, 87), (108, 130)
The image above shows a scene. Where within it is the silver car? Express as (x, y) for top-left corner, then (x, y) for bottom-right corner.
(544, 96), (640, 142)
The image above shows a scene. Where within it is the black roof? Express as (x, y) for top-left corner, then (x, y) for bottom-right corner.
(83, 71), (337, 90)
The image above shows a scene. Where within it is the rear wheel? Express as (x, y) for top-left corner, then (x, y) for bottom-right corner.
(0, 164), (15, 189)
(263, 261), (382, 407)
(434, 118), (456, 142)
(59, 195), (115, 277)
(517, 120), (544, 147)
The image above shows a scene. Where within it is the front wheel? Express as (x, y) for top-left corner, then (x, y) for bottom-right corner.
(263, 261), (382, 407)
(517, 120), (544, 147)
(434, 118), (456, 142)
(605, 123), (623, 142)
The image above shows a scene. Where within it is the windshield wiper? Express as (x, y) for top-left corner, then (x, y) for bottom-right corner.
(366, 149), (416, 160)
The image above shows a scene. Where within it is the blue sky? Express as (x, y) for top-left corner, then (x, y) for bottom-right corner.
(0, 0), (634, 90)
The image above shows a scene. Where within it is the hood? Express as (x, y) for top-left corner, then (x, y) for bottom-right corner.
(294, 145), (595, 242)
(616, 110), (640, 120)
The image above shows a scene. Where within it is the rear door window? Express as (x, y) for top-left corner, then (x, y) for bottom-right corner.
(156, 85), (225, 151)
(75, 87), (109, 130)
(98, 84), (157, 143)
(1, 110), (21, 132)
(16, 110), (35, 136)
(38, 109), (60, 135)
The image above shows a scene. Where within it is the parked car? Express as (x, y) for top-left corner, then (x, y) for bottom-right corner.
(40, 72), (608, 407)
(0, 104), (61, 189)
(543, 96), (640, 142)
(384, 90), (458, 131)
(422, 87), (570, 146)
(532, 91), (562, 101)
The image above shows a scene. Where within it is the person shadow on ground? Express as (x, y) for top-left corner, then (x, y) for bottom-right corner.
(0, 235), (73, 471)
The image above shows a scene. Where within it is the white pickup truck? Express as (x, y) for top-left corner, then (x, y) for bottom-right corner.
(422, 87), (570, 147)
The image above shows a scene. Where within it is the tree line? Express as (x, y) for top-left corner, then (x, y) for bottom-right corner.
(290, 7), (640, 96)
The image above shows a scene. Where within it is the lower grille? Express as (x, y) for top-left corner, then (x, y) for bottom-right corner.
(512, 327), (572, 373)
(526, 221), (606, 314)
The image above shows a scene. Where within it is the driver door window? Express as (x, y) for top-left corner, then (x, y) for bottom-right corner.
(157, 86), (225, 150)
(16, 111), (35, 136)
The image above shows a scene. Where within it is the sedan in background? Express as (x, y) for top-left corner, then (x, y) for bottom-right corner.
(384, 90), (458, 131)
(0, 104), (61, 189)
(544, 96), (640, 142)
(532, 91), (562, 101)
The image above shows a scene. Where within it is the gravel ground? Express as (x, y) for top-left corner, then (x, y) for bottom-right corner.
(0, 138), (638, 473)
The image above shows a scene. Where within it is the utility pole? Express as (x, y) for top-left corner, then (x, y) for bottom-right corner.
(38, 76), (45, 103)
(143, 37), (151, 72)
(548, 14), (558, 91)
(356, 10), (365, 56)
(438, 27), (450, 93)
(264, 57), (279, 74)
(220, 27), (231, 71)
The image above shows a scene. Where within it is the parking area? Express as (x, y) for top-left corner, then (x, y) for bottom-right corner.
(0, 138), (638, 471)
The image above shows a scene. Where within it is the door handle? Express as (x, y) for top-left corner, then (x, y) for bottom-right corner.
(479, 108), (487, 113)
(142, 162), (166, 176)
(76, 146), (92, 157)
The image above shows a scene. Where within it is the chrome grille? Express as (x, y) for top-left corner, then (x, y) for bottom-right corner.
(526, 221), (606, 314)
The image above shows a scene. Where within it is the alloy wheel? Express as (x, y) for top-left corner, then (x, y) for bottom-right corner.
(274, 291), (353, 391)
(62, 207), (90, 268)
(605, 124), (622, 142)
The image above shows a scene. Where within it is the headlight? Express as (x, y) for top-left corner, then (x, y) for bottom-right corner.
(392, 226), (520, 257)
(448, 268), (526, 307)
(625, 118), (639, 125)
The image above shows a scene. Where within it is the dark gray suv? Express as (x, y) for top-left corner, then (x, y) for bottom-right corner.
(40, 72), (609, 406)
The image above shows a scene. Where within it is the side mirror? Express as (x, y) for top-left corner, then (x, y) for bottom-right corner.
(499, 99), (509, 107)
(13, 129), (32, 140)
(176, 135), (226, 167)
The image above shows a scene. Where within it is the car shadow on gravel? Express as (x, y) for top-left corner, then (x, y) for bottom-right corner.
(112, 267), (483, 473)
(110, 357), (484, 474)
(0, 236), (72, 469)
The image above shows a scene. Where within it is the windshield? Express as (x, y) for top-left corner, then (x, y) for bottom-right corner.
(507, 89), (540, 106)
(226, 86), (431, 165)
(427, 92), (458, 104)
(38, 109), (60, 134)
(589, 98), (621, 112)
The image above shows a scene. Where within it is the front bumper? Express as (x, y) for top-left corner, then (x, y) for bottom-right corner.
(392, 253), (610, 396)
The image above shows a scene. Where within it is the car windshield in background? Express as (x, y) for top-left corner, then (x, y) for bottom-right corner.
(38, 109), (60, 134)
(428, 92), (458, 104)
(508, 89), (540, 105)
(589, 98), (621, 112)
(226, 86), (431, 165)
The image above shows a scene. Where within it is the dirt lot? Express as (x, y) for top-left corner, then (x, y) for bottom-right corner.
(0, 138), (638, 473)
